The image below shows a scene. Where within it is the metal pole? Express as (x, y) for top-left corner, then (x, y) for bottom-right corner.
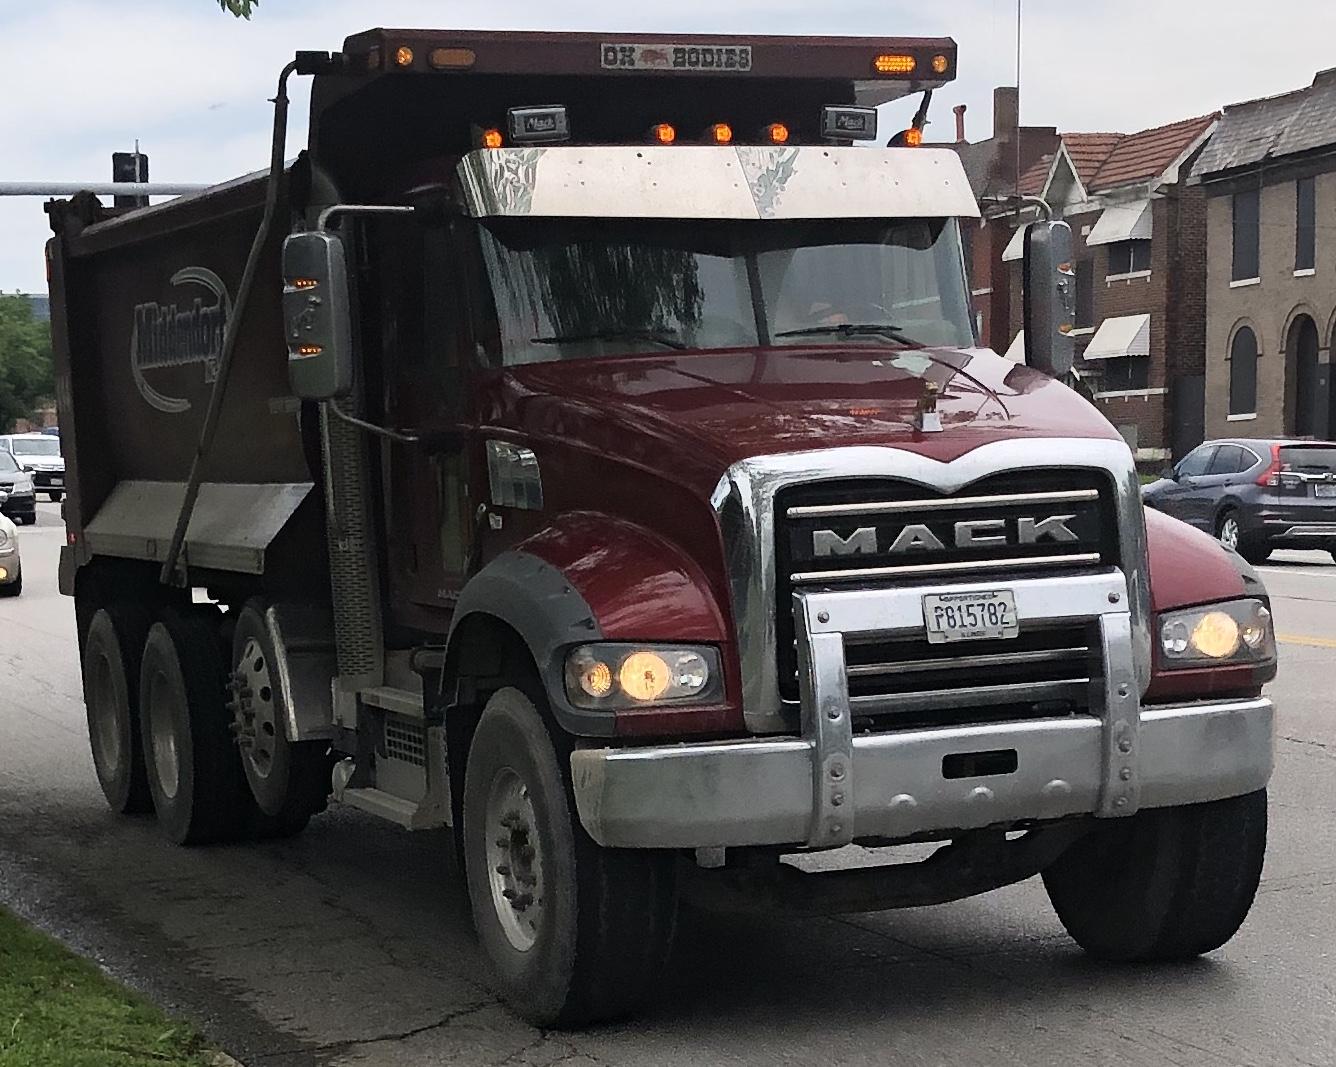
(158, 58), (299, 586)
(0, 182), (209, 197)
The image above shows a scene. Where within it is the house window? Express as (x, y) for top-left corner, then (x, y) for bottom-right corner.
(1228, 325), (1259, 415)
(1097, 357), (1150, 391)
(1296, 177), (1315, 272)
(1232, 189), (1260, 281)
(1107, 240), (1151, 277)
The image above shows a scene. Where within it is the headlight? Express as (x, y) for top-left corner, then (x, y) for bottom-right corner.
(564, 643), (722, 709)
(1158, 599), (1275, 668)
(13, 477), (31, 493)
(0, 529), (10, 552)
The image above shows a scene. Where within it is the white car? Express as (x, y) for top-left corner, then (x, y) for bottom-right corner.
(0, 432), (64, 502)
(0, 509), (21, 597)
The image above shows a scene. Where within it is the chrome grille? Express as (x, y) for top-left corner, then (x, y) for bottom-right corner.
(844, 623), (1098, 729)
(775, 471), (1118, 704)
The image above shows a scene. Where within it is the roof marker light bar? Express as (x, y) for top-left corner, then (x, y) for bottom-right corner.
(508, 105), (570, 144)
(821, 106), (878, 141)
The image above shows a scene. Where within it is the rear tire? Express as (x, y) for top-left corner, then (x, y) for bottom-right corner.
(139, 609), (254, 845)
(463, 687), (677, 1027)
(82, 605), (154, 813)
(229, 600), (330, 835)
(1043, 789), (1266, 962)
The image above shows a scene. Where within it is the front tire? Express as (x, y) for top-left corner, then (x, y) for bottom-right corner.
(1218, 510), (1270, 564)
(1043, 789), (1266, 962)
(462, 687), (677, 1028)
(139, 609), (253, 845)
(82, 605), (154, 813)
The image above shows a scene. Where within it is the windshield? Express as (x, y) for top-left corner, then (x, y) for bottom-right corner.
(10, 438), (60, 457)
(0, 452), (17, 473)
(475, 217), (974, 367)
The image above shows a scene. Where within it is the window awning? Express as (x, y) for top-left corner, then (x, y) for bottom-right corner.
(1083, 313), (1151, 360)
(1001, 224), (1028, 262)
(1003, 329), (1026, 363)
(1086, 200), (1152, 246)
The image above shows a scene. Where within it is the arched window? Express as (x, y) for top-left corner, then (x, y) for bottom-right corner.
(1228, 326), (1258, 417)
(1285, 314), (1319, 435)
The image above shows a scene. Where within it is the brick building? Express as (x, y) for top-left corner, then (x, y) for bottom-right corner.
(1192, 70), (1336, 442)
(953, 99), (1217, 465)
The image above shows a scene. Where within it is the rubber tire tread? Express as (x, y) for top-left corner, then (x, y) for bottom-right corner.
(83, 605), (155, 813)
(140, 608), (253, 846)
(1043, 789), (1266, 962)
(0, 571), (20, 597)
(463, 687), (677, 1028)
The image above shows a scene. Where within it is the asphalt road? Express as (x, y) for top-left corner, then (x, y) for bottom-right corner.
(1, 502), (1333, 1067)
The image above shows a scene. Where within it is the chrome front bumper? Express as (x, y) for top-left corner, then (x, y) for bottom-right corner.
(570, 570), (1274, 850)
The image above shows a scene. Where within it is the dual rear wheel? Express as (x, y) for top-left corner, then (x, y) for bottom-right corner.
(83, 600), (330, 845)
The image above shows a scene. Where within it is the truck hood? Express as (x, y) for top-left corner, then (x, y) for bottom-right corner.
(496, 346), (1122, 493)
(14, 456), (63, 471)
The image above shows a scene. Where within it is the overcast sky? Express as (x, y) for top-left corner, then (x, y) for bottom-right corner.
(1, 0), (1332, 292)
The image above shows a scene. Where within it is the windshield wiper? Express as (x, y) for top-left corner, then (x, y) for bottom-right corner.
(531, 329), (688, 350)
(774, 323), (918, 345)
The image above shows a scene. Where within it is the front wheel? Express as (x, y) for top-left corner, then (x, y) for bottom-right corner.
(462, 687), (677, 1028)
(1043, 789), (1266, 962)
(1218, 510), (1270, 563)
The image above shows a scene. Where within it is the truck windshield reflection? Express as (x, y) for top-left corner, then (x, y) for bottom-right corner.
(475, 217), (974, 366)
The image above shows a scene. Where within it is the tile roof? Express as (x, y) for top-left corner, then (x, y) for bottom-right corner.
(1087, 113), (1217, 190)
(1194, 71), (1336, 179)
(1018, 152), (1054, 195)
(1061, 133), (1125, 186)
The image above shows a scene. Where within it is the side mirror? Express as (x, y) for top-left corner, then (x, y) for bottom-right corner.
(1160, 466), (1177, 481)
(282, 231), (354, 400)
(1022, 220), (1076, 378)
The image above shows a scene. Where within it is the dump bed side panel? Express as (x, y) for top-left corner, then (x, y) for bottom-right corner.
(49, 173), (316, 581)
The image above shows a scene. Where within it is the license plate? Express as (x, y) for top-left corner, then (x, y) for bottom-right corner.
(923, 590), (1019, 644)
(50, 477), (63, 486)
(1314, 483), (1336, 498)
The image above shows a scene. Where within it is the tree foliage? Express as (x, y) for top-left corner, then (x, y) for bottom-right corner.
(218, 0), (257, 17)
(0, 296), (55, 432)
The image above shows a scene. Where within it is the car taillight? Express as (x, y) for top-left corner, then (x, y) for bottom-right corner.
(1256, 443), (1282, 487)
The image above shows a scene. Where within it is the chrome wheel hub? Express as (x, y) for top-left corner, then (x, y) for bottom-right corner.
(1220, 518), (1239, 549)
(483, 768), (545, 952)
(230, 638), (279, 780)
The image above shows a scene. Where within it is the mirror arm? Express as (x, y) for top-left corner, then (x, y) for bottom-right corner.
(316, 203), (415, 232)
(327, 399), (464, 452)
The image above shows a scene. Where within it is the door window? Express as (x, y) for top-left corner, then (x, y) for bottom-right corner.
(1177, 446), (1216, 478)
(1207, 444), (1246, 475)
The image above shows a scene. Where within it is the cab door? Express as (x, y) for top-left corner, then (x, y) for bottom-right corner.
(1156, 444), (1217, 529)
(373, 215), (475, 633)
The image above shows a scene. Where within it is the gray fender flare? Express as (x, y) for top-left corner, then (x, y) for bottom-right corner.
(447, 550), (610, 736)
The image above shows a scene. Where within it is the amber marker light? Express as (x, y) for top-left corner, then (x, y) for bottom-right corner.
(429, 47), (476, 69)
(874, 53), (916, 74)
(709, 122), (734, 145)
(291, 277), (318, 291)
(394, 45), (415, 68)
(902, 127), (924, 147)
(651, 122), (677, 145)
(481, 128), (504, 149)
(931, 54), (950, 74)
(766, 122), (791, 144)
(295, 344), (323, 357)
(580, 660), (614, 699)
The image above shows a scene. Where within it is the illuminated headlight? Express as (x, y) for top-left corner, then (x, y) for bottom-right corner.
(1158, 599), (1275, 668)
(564, 643), (722, 710)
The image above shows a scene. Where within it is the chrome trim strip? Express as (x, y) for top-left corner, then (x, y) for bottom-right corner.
(786, 488), (1099, 519)
(791, 552), (1103, 584)
(1280, 524), (1336, 537)
(846, 647), (1089, 677)
(711, 438), (1151, 733)
(1096, 612), (1140, 816)
(850, 677), (1090, 715)
(795, 595), (854, 848)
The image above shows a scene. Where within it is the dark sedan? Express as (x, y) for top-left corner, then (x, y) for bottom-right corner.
(0, 450), (36, 526)
(1143, 438), (1336, 563)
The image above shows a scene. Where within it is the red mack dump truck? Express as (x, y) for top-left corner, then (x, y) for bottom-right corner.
(47, 29), (1277, 1027)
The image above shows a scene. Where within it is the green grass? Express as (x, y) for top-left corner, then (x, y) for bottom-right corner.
(0, 907), (214, 1067)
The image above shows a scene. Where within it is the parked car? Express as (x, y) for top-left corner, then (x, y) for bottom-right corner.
(1142, 438), (1336, 563)
(0, 432), (65, 501)
(0, 508), (22, 596)
(0, 449), (36, 525)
